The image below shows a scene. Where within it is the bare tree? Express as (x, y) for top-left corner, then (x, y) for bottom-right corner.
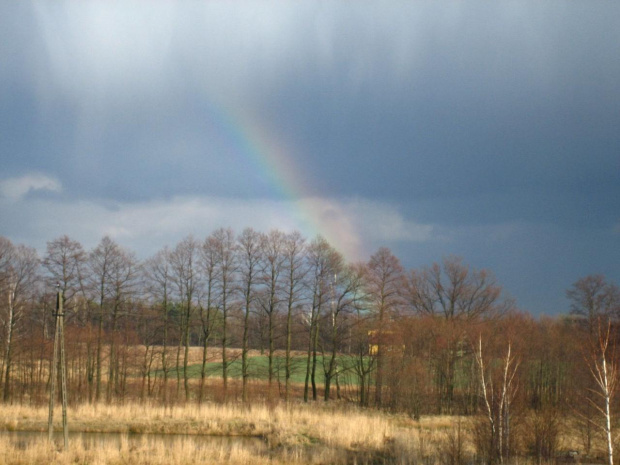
(236, 228), (262, 402)
(42, 235), (87, 317)
(0, 238), (14, 386)
(136, 301), (159, 400)
(568, 275), (620, 333)
(143, 247), (173, 403)
(407, 256), (513, 412)
(1, 243), (40, 401)
(366, 247), (405, 407)
(0, 238), (13, 289)
(170, 236), (200, 402)
(197, 236), (221, 403)
(585, 318), (617, 465)
(42, 236), (87, 403)
(258, 230), (286, 391)
(304, 236), (339, 401)
(211, 228), (238, 400)
(474, 335), (520, 464)
(88, 236), (115, 401)
(323, 262), (365, 401)
(349, 302), (376, 407)
(408, 256), (512, 321)
(568, 275), (620, 457)
(282, 231), (307, 402)
(88, 237), (139, 401)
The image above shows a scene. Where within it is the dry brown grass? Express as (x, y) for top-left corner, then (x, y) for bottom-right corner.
(0, 434), (272, 465)
(0, 402), (414, 464)
(1, 402), (392, 444)
(0, 402), (606, 464)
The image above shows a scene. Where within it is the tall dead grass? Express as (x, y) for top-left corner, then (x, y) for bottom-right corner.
(0, 434), (271, 465)
(1, 402), (392, 446)
(1, 402), (602, 464)
(0, 401), (411, 464)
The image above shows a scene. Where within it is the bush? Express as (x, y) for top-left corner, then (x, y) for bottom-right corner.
(524, 408), (561, 462)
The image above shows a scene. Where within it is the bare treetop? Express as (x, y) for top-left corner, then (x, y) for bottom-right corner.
(407, 256), (513, 320)
(42, 235), (86, 307)
(567, 274), (620, 324)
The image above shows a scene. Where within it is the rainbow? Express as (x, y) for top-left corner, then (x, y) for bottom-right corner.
(198, 95), (362, 259)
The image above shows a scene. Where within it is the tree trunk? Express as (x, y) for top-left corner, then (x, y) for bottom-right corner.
(242, 296), (250, 402)
(285, 296), (293, 402)
(183, 303), (190, 402)
(2, 286), (15, 402)
(95, 314), (103, 402)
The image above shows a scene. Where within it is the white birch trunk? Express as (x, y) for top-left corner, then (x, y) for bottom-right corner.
(599, 352), (614, 465)
(475, 336), (496, 456)
(602, 356), (614, 465)
(475, 336), (519, 464)
(588, 320), (616, 465)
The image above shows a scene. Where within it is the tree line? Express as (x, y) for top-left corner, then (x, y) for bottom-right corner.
(1, 230), (620, 461)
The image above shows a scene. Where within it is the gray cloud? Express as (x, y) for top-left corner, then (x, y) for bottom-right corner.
(5, 3), (618, 205)
(0, 193), (432, 263)
(0, 174), (62, 201)
(1, 1), (619, 314)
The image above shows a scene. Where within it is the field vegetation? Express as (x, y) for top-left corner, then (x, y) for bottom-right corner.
(1, 400), (617, 465)
(1, 400), (613, 465)
(1, 232), (620, 464)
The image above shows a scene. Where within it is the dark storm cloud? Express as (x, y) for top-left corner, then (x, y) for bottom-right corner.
(3, 2), (619, 206)
(1, 1), (619, 315)
(251, 2), (620, 227)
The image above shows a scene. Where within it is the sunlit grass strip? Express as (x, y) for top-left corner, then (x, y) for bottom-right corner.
(0, 402), (406, 464)
(152, 353), (364, 385)
(1, 402), (391, 448)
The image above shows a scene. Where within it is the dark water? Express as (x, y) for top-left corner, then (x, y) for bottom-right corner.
(1, 430), (266, 451)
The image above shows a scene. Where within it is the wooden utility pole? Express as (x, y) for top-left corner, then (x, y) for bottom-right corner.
(48, 285), (69, 449)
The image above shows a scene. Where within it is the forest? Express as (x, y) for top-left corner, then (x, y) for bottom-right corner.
(1, 230), (620, 463)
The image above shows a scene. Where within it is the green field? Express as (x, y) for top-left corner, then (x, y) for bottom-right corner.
(155, 354), (362, 386)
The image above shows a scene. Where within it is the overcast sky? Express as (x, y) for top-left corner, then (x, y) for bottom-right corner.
(1, 1), (619, 315)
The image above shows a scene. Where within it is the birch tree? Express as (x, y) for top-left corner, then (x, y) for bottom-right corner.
(474, 335), (520, 464)
(585, 319), (617, 465)
(1, 244), (39, 401)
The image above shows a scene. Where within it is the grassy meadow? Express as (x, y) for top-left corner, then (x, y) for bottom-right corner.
(158, 352), (361, 386)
